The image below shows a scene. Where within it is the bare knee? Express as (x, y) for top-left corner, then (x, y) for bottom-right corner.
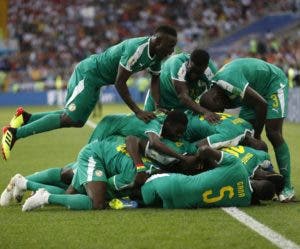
(60, 167), (74, 185)
(91, 200), (106, 210)
(85, 181), (107, 210)
(60, 113), (85, 128)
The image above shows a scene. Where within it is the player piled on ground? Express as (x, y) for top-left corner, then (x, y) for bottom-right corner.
(201, 58), (295, 202)
(1, 25), (177, 160)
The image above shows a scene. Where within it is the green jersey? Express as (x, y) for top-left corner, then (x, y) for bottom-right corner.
(144, 53), (217, 111)
(222, 146), (271, 176)
(88, 113), (165, 143)
(72, 136), (160, 194)
(141, 152), (252, 208)
(87, 36), (161, 86)
(213, 58), (287, 101)
(145, 137), (197, 165)
(65, 36), (161, 123)
(184, 112), (253, 148)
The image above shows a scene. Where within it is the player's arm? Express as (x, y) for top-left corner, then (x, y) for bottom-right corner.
(173, 79), (219, 123)
(149, 73), (160, 109)
(125, 135), (145, 166)
(125, 135), (149, 186)
(147, 132), (198, 166)
(197, 145), (222, 163)
(115, 65), (156, 123)
(243, 86), (267, 139)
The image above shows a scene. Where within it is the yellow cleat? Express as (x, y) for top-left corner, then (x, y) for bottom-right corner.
(9, 107), (30, 129)
(109, 197), (138, 210)
(1, 126), (16, 161)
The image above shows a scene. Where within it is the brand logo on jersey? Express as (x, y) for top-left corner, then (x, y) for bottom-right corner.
(68, 103), (76, 112)
(95, 170), (103, 177)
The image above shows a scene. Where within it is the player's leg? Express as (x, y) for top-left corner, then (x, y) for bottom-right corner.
(0, 173), (66, 206)
(265, 86), (294, 201)
(26, 168), (64, 187)
(265, 118), (294, 201)
(45, 175), (107, 210)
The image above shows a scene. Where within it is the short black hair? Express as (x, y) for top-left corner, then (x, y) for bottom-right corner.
(190, 49), (209, 68)
(251, 179), (276, 201)
(155, 25), (177, 37)
(165, 110), (187, 125)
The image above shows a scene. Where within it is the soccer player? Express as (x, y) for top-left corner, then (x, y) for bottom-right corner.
(140, 146), (284, 208)
(201, 58), (295, 202)
(143, 49), (219, 123)
(88, 110), (198, 166)
(5, 136), (152, 211)
(2, 25), (178, 160)
(184, 111), (255, 149)
(221, 145), (273, 176)
(1, 111), (199, 209)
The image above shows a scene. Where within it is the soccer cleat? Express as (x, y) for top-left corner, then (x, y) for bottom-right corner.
(109, 197), (138, 210)
(12, 174), (27, 202)
(279, 186), (295, 203)
(22, 188), (50, 212)
(0, 177), (15, 206)
(0, 174), (27, 206)
(9, 107), (31, 129)
(1, 126), (17, 160)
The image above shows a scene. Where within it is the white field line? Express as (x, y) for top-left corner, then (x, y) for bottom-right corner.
(222, 207), (300, 249)
(86, 119), (300, 249)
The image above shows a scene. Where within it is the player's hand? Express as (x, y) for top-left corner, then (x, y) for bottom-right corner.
(203, 111), (220, 123)
(135, 110), (156, 123)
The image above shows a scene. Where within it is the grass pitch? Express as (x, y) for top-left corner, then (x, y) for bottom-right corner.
(0, 104), (299, 249)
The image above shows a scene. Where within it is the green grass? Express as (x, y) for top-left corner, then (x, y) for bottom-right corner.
(0, 105), (299, 249)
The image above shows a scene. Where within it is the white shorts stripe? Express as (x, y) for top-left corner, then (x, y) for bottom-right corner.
(65, 79), (85, 107)
(277, 87), (285, 117)
(87, 156), (96, 182)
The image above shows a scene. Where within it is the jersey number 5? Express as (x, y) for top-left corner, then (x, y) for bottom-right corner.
(203, 186), (234, 203)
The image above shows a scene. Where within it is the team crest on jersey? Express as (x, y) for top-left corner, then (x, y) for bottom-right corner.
(68, 103), (76, 112)
(95, 170), (103, 177)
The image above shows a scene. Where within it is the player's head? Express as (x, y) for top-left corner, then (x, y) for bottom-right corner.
(200, 84), (230, 112)
(252, 167), (285, 196)
(186, 49), (210, 83)
(250, 179), (276, 205)
(151, 25), (177, 60)
(162, 110), (188, 141)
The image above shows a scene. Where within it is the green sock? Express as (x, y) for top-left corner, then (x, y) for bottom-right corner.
(28, 110), (64, 123)
(49, 194), (93, 210)
(26, 181), (65, 194)
(26, 168), (68, 189)
(274, 142), (291, 188)
(16, 113), (61, 139)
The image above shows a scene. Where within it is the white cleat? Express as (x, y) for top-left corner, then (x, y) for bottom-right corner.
(0, 173), (27, 206)
(22, 188), (49, 212)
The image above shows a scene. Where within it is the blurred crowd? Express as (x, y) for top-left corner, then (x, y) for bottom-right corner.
(0, 0), (299, 92)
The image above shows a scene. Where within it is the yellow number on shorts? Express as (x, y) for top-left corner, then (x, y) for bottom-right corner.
(203, 186), (234, 203)
(271, 94), (279, 108)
